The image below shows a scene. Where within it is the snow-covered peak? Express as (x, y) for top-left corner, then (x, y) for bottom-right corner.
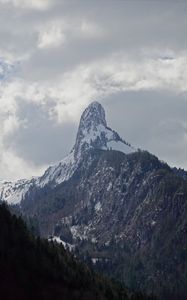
(73, 101), (135, 159)
(79, 101), (107, 130)
(38, 101), (135, 188)
(0, 101), (136, 204)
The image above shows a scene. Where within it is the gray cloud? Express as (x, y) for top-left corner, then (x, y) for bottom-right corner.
(104, 90), (187, 168)
(4, 100), (76, 165)
(0, 0), (187, 180)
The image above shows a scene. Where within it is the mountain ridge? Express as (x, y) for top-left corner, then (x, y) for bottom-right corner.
(1, 101), (187, 299)
(20, 147), (187, 299)
(0, 101), (135, 204)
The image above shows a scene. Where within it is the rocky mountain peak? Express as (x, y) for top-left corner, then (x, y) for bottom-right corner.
(78, 101), (107, 131)
(73, 101), (134, 159)
(73, 102), (106, 158)
(0, 101), (135, 204)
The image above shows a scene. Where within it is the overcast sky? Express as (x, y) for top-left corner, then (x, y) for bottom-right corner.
(0, 0), (187, 180)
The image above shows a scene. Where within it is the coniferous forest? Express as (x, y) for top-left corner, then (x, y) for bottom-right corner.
(0, 203), (154, 300)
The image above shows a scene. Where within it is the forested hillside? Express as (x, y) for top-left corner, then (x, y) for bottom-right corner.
(0, 203), (153, 300)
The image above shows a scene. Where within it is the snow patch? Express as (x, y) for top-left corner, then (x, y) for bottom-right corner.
(107, 140), (135, 154)
(107, 182), (113, 191)
(151, 220), (156, 226)
(95, 201), (102, 212)
(49, 236), (75, 251)
(38, 150), (76, 187)
(0, 179), (32, 204)
(92, 258), (99, 264)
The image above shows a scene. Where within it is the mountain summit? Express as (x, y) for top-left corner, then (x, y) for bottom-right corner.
(73, 101), (134, 159)
(78, 101), (107, 129)
(74, 101), (107, 157)
(0, 101), (135, 204)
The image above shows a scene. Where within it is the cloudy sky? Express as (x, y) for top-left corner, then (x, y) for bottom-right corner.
(0, 0), (187, 180)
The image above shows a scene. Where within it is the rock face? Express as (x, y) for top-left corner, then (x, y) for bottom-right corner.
(1, 101), (187, 299)
(20, 148), (187, 299)
(73, 101), (134, 159)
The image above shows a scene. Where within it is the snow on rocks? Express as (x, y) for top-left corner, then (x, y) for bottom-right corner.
(0, 101), (136, 205)
(49, 236), (75, 251)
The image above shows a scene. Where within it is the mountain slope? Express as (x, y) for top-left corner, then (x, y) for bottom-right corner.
(1, 202), (153, 300)
(1, 101), (187, 299)
(20, 148), (187, 299)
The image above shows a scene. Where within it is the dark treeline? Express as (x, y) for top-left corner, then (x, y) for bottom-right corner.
(0, 203), (154, 300)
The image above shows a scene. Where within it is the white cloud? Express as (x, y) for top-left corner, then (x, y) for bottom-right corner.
(0, 149), (45, 181)
(89, 53), (187, 93)
(78, 21), (104, 38)
(0, 93), (45, 180)
(0, 0), (52, 10)
(1, 50), (187, 124)
(37, 19), (104, 49)
(38, 22), (66, 49)
(3, 115), (20, 135)
(49, 51), (187, 123)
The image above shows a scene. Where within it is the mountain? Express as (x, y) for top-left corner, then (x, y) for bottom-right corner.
(1, 101), (187, 299)
(0, 101), (134, 204)
(1, 202), (153, 300)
